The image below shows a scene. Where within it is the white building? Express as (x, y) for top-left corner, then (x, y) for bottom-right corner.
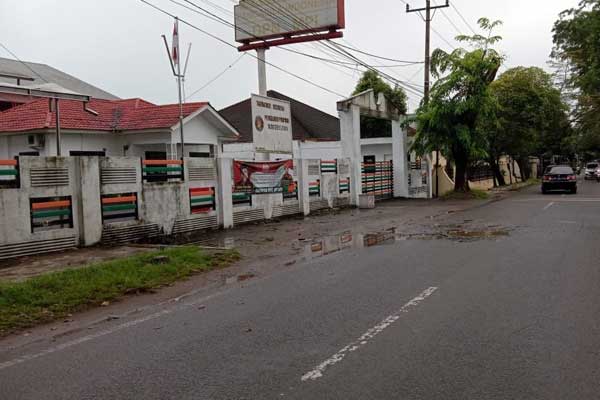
(0, 97), (239, 159)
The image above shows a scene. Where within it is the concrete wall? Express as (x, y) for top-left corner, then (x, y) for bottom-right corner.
(0, 156), (354, 259)
(0, 157), (80, 258)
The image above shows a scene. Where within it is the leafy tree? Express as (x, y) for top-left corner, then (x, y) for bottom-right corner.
(412, 18), (504, 192)
(487, 67), (571, 181)
(353, 70), (408, 138)
(552, 0), (600, 158)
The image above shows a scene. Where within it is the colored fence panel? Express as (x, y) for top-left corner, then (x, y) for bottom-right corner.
(361, 161), (393, 200)
(30, 196), (73, 232)
(0, 159), (19, 189)
(339, 178), (350, 194)
(142, 159), (184, 182)
(320, 160), (338, 174)
(309, 180), (321, 197)
(233, 191), (252, 207)
(101, 193), (138, 223)
(283, 181), (298, 200)
(190, 187), (216, 214)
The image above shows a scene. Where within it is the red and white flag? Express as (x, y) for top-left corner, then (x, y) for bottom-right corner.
(172, 18), (180, 67)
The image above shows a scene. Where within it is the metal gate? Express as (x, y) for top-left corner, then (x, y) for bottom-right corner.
(361, 161), (393, 200)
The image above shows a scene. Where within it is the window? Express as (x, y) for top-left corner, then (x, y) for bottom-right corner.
(69, 151), (106, 156)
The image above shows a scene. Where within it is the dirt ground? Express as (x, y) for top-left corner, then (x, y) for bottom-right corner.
(0, 194), (504, 283)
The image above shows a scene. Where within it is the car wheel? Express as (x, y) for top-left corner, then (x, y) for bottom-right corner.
(572, 187), (578, 195)
(542, 188), (547, 195)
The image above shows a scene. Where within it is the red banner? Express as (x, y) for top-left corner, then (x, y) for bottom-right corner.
(233, 160), (295, 194)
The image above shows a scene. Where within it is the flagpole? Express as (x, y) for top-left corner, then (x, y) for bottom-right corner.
(175, 17), (185, 160)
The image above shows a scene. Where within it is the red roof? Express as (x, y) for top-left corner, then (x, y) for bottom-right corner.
(0, 98), (208, 133)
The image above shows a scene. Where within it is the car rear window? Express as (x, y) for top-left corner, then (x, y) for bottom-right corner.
(550, 166), (574, 174)
(587, 163), (598, 169)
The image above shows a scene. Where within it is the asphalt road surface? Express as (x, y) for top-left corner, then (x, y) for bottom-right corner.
(2, 180), (600, 399)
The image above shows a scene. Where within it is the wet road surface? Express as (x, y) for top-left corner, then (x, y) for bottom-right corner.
(1, 181), (600, 399)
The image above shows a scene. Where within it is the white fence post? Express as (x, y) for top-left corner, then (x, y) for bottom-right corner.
(76, 157), (103, 246)
(297, 159), (310, 216)
(392, 119), (409, 198)
(217, 158), (233, 228)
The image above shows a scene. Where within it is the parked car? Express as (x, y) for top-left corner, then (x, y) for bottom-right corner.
(596, 167), (600, 182)
(584, 162), (599, 180)
(542, 165), (578, 194)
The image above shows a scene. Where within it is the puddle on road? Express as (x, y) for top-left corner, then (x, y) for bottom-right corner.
(297, 225), (511, 263)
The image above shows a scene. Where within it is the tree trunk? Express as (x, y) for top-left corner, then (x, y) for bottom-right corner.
(489, 156), (506, 187)
(517, 158), (531, 181)
(454, 155), (470, 192)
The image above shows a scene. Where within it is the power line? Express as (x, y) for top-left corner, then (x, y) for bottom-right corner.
(432, 0), (463, 36)
(0, 42), (48, 83)
(185, 53), (246, 100)
(186, 0), (424, 95)
(238, 0), (424, 94)
(450, 2), (477, 35)
(331, 43), (423, 64)
(139, 0), (346, 97)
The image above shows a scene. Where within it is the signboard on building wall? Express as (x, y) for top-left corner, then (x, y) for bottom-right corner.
(234, 0), (345, 43)
(234, 160), (295, 194)
(251, 94), (293, 154)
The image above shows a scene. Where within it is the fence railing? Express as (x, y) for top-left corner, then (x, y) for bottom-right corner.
(467, 165), (494, 182)
(361, 162), (393, 200)
(142, 159), (184, 182)
(339, 178), (350, 194)
(189, 187), (216, 214)
(101, 194), (138, 223)
(30, 196), (73, 233)
(321, 160), (338, 174)
(0, 159), (19, 188)
(309, 180), (321, 197)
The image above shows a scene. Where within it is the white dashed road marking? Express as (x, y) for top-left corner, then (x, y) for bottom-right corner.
(544, 202), (555, 211)
(301, 287), (438, 382)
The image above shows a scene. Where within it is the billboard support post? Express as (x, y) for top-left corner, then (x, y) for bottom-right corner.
(257, 48), (267, 97)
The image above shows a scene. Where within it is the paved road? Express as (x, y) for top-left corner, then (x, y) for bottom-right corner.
(2, 180), (600, 399)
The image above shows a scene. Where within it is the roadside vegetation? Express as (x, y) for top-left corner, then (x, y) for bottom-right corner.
(0, 247), (240, 336)
(356, 4), (600, 194)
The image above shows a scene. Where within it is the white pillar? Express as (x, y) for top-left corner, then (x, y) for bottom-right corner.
(392, 119), (409, 198)
(340, 104), (362, 206)
(76, 156), (103, 246)
(217, 158), (233, 228)
(297, 158), (310, 216)
(257, 48), (267, 96)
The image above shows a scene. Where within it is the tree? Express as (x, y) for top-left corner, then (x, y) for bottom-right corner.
(487, 67), (571, 181)
(552, 0), (600, 158)
(412, 18), (504, 192)
(352, 71), (408, 138)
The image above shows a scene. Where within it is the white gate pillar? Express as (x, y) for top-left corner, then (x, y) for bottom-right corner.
(339, 104), (362, 206)
(392, 119), (409, 198)
(217, 158), (233, 229)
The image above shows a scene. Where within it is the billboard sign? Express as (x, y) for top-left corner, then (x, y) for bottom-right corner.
(233, 160), (295, 194)
(234, 0), (345, 43)
(251, 94), (293, 154)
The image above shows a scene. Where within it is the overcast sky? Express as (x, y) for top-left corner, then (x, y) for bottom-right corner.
(0, 0), (578, 115)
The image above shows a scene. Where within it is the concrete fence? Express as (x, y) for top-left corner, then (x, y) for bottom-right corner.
(0, 156), (353, 260)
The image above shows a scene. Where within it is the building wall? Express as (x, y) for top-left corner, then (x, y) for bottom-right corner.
(360, 143), (393, 162)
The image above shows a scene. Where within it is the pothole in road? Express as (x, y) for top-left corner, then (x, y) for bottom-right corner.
(296, 225), (511, 262)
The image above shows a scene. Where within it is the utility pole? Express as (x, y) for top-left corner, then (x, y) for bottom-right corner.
(407, 0), (449, 198)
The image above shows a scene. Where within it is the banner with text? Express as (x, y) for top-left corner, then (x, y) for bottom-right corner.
(234, 160), (295, 194)
(251, 94), (293, 154)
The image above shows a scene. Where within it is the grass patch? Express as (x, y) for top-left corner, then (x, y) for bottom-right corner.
(0, 247), (240, 336)
(441, 188), (490, 200)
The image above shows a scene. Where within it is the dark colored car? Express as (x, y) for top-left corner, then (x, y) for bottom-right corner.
(542, 165), (577, 194)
